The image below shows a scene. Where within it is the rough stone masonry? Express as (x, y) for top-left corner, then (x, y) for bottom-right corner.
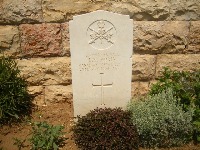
(0, 0), (200, 106)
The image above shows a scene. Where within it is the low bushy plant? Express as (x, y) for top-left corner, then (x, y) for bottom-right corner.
(128, 88), (193, 148)
(0, 56), (31, 124)
(73, 107), (139, 150)
(150, 67), (200, 142)
(29, 121), (66, 150)
(150, 68), (200, 111)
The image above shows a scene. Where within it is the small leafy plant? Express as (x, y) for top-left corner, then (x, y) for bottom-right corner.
(150, 67), (200, 143)
(29, 121), (66, 150)
(128, 88), (193, 148)
(0, 56), (31, 124)
(73, 107), (139, 150)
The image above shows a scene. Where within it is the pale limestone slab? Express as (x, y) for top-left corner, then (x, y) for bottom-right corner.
(70, 10), (133, 117)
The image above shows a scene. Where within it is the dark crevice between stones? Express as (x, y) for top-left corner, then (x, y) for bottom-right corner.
(132, 12), (155, 21)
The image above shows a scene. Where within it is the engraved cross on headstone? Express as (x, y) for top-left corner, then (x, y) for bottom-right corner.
(92, 73), (113, 106)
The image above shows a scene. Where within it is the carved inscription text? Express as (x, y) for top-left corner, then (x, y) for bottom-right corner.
(79, 52), (120, 72)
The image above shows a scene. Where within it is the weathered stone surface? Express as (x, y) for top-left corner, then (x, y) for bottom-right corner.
(17, 57), (71, 86)
(104, 1), (140, 20)
(133, 21), (189, 54)
(42, 0), (104, 22)
(42, 0), (185, 21)
(0, 26), (20, 57)
(132, 55), (156, 81)
(19, 23), (62, 57)
(27, 85), (73, 106)
(45, 85), (72, 104)
(156, 54), (200, 78)
(61, 23), (70, 56)
(42, 0), (171, 22)
(133, 0), (170, 21)
(0, 0), (199, 24)
(28, 86), (45, 106)
(131, 81), (151, 96)
(42, 0), (200, 21)
(0, 0), (43, 24)
(103, 0), (168, 21)
(188, 21), (200, 53)
(169, 0), (200, 21)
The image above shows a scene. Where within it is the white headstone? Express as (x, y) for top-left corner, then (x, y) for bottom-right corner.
(70, 10), (133, 117)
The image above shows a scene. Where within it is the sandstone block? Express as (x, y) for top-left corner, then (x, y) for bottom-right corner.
(188, 21), (200, 53)
(131, 81), (151, 97)
(45, 85), (72, 105)
(61, 23), (70, 56)
(169, 0), (200, 21)
(104, 1), (140, 20)
(0, 26), (20, 57)
(17, 57), (71, 86)
(0, 0), (199, 24)
(19, 23), (62, 57)
(132, 55), (156, 81)
(133, 21), (189, 54)
(42, 0), (104, 22)
(28, 86), (45, 106)
(0, 0), (43, 24)
(133, 0), (170, 21)
(42, 0), (172, 22)
(102, 0), (172, 21)
(156, 54), (200, 78)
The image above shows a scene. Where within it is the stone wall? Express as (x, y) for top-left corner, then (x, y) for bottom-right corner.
(0, 0), (200, 105)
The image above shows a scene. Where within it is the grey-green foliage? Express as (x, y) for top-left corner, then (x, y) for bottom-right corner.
(128, 88), (193, 148)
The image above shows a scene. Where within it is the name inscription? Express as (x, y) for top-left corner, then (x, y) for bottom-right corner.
(79, 52), (120, 72)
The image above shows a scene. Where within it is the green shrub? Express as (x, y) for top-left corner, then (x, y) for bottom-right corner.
(150, 67), (200, 142)
(0, 56), (31, 124)
(29, 121), (66, 150)
(128, 88), (193, 148)
(73, 107), (139, 150)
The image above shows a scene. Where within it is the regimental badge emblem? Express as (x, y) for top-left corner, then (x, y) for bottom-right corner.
(87, 20), (117, 50)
